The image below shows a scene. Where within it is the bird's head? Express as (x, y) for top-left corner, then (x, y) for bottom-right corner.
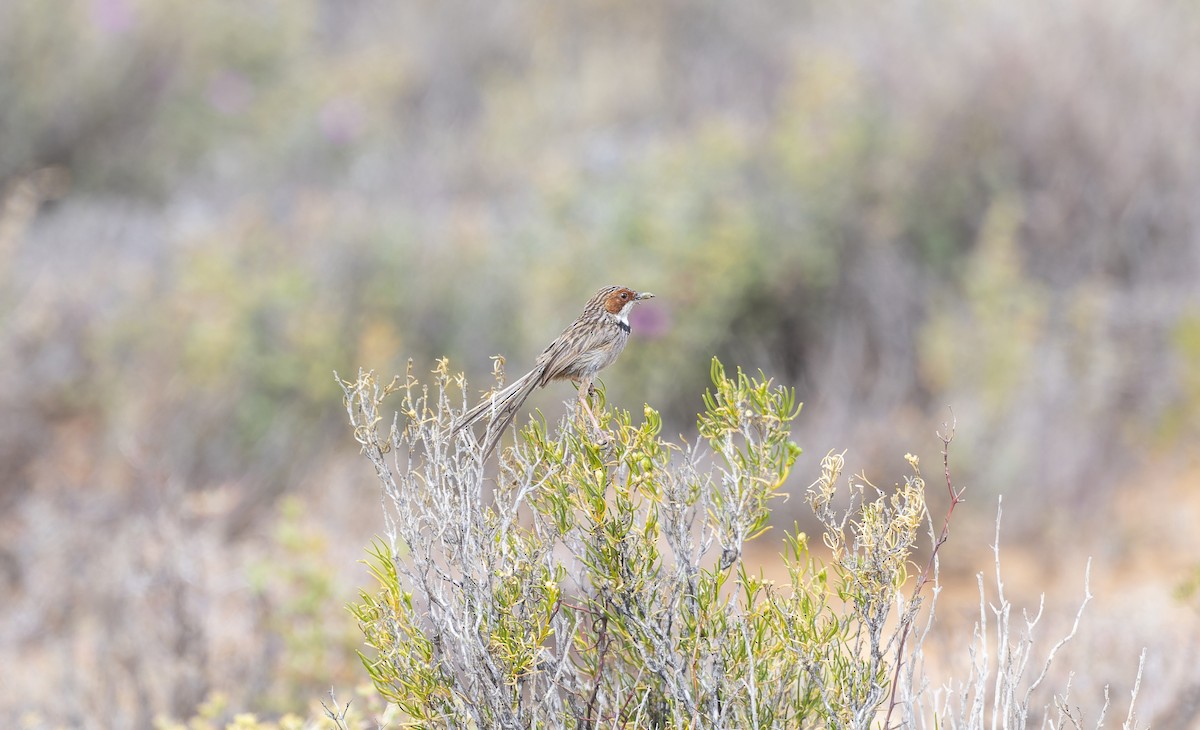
(598, 286), (655, 324)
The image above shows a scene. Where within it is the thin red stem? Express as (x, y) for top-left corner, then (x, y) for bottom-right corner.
(883, 415), (963, 729)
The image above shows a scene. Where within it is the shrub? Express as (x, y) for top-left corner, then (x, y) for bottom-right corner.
(340, 357), (1154, 729)
(337, 358), (950, 727)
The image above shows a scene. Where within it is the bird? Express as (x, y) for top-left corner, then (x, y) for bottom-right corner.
(453, 285), (655, 457)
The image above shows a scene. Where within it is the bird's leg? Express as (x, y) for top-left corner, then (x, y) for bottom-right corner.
(576, 376), (602, 433)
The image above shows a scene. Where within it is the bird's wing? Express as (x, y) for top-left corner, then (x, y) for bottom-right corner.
(534, 318), (618, 385)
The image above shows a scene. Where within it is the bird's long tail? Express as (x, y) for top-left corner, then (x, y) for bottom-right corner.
(452, 366), (543, 457)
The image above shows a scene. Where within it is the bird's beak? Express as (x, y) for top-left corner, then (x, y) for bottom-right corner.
(636, 292), (655, 301)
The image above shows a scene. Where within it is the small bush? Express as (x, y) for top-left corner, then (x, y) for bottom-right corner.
(338, 358), (948, 727)
(339, 358), (1151, 729)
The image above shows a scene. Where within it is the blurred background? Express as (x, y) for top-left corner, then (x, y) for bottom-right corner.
(2, 0), (1199, 726)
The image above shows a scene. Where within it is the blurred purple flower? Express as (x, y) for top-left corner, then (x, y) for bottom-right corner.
(631, 302), (669, 338)
(90, 0), (135, 35)
(207, 71), (255, 116)
(319, 97), (366, 145)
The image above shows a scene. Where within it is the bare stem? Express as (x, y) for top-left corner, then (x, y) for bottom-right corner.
(884, 411), (965, 729)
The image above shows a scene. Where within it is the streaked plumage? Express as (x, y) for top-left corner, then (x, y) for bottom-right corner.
(453, 285), (655, 457)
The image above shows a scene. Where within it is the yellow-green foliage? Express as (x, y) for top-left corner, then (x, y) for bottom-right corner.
(920, 197), (1047, 407)
(1163, 313), (1200, 441)
(152, 685), (398, 730)
(247, 497), (363, 713)
(341, 358), (930, 728)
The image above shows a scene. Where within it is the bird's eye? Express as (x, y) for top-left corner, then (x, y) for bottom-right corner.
(621, 292), (629, 300)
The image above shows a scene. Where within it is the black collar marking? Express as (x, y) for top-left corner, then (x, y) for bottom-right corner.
(617, 320), (631, 334)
